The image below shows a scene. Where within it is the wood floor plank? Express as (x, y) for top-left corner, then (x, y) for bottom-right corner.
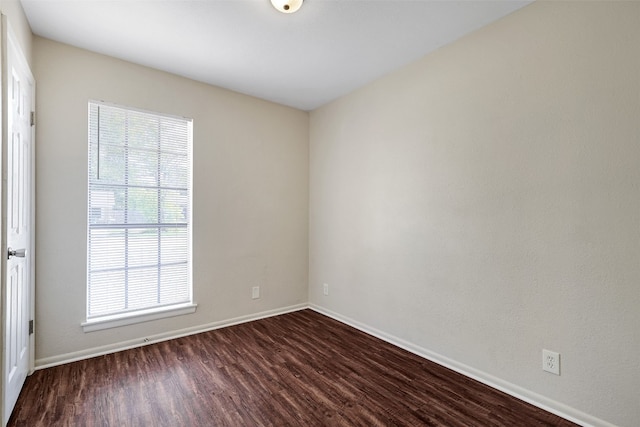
(8, 310), (578, 426)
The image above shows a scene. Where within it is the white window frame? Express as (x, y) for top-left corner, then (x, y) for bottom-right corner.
(82, 101), (196, 332)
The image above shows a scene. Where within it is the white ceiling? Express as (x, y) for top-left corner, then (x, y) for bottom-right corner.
(20, 0), (532, 111)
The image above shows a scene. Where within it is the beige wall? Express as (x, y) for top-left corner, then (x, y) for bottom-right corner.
(0, 0), (32, 65)
(34, 37), (309, 362)
(309, 2), (639, 426)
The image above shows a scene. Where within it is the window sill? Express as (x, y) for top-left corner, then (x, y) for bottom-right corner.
(81, 303), (197, 333)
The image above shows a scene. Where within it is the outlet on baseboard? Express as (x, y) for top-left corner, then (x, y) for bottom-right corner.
(542, 349), (560, 375)
(323, 283), (329, 296)
(252, 286), (260, 299)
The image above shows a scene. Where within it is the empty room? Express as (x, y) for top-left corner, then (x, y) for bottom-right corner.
(0, 0), (638, 426)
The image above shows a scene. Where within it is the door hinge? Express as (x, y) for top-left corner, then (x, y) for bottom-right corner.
(28, 319), (34, 335)
(30, 111), (35, 127)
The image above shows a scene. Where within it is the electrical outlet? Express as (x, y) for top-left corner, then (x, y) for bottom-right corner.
(252, 286), (260, 299)
(542, 349), (560, 375)
(323, 283), (329, 296)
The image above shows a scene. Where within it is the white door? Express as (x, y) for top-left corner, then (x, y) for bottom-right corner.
(1, 18), (35, 426)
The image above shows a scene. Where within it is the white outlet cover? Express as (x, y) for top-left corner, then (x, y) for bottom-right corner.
(252, 286), (260, 299)
(542, 349), (560, 375)
(323, 283), (329, 296)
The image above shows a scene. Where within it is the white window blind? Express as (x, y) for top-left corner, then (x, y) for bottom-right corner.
(87, 101), (192, 321)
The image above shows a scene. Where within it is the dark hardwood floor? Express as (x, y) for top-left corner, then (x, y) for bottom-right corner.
(9, 309), (577, 426)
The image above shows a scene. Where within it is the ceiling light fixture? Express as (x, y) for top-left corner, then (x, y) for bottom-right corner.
(270, 0), (303, 14)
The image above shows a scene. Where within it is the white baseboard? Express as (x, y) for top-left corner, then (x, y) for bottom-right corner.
(309, 304), (616, 427)
(35, 303), (308, 370)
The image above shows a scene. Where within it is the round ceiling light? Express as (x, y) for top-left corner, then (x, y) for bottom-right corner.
(270, 0), (303, 14)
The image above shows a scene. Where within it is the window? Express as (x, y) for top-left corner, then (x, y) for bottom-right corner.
(84, 101), (195, 332)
